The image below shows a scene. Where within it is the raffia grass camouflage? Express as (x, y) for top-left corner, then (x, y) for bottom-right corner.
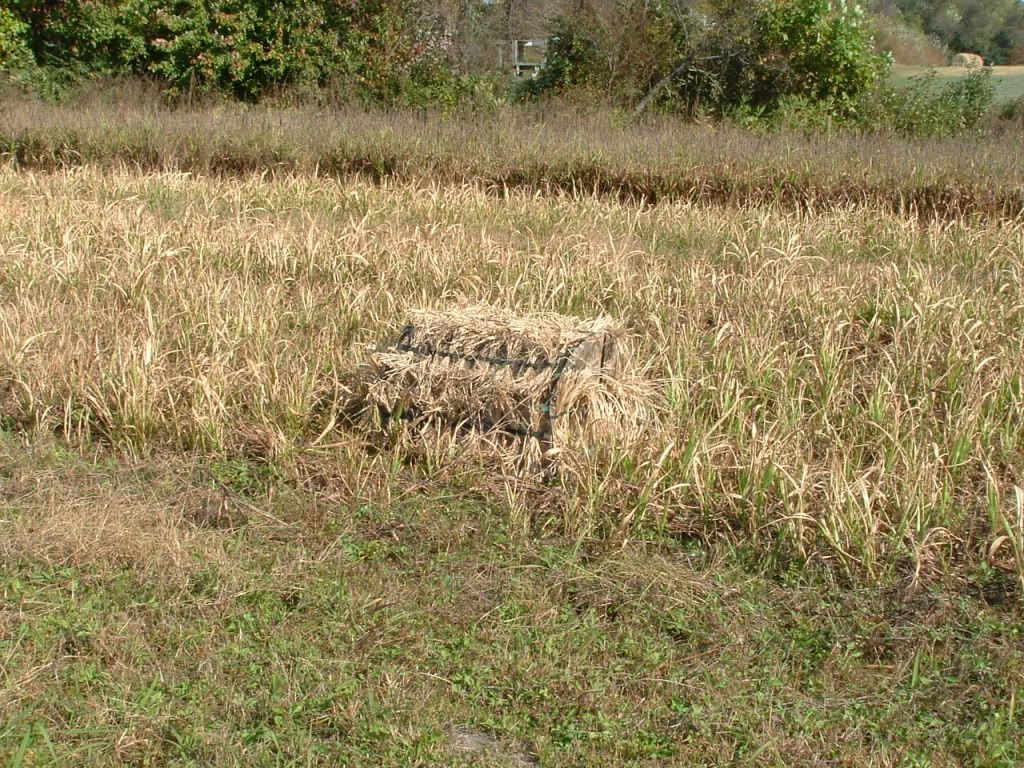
(358, 303), (655, 472)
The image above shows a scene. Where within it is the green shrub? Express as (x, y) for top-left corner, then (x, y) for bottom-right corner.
(997, 95), (1024, 124)
(515, 17), (605, 101)
(863, 69), (996, 136)
(341, 1), (467, 109)
(753, 0), (890, 116)
(0, 7), (34, 75)
(146, 0), (352, 102)
(6, 0), (148, 77)
(585, 0), (890, 118)
(3, 0), (467, 106)
(765, 94), (843, 133)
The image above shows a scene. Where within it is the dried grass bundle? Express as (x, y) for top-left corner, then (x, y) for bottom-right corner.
(357, 303), (654, 471)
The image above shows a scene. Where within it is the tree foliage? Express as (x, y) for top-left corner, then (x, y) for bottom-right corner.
(2, 0), (1005, 131)
(867, 67), (994, 135)
(145, 0), (351, 100)
(521, 0), (889, 118)
(754, 0), (889, 112)
(6, 0), (149, 76)
(2, 0), (462, 103)
(0, 7), (35, 74)
(871, 0), (1024, 64)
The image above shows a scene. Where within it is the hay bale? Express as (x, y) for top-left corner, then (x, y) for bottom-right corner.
(361, 303), (650, 469)
(951, 52), (984, 68)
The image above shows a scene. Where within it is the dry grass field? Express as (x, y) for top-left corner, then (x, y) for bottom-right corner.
(1, 103), (1023, 765)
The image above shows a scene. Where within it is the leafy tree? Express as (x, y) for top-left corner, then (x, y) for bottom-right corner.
(0, 7), (35, 74)
(628, 0), (889, 117)
(753, 0), (889, 114)
(146, 0), (350, 100)
(861, 68), (995, 135)
(870, 0), (1024, 63)
(6, 0), (149, 76)
(339, 0), (464, 108)
(3, 0), (463, 104)
(516, 16), (604, 98)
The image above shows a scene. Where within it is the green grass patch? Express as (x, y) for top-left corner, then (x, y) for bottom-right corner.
(890, 65), (1024, 103)
(1, 438), (1022, 766)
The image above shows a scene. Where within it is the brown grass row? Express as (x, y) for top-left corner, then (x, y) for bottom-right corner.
(3, 92), (1024, 220)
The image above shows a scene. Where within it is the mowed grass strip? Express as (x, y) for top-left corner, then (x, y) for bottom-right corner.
(2, 94), (1024, 219)
(1, 435), (1022, 766)
(1, 167), (1023, 589)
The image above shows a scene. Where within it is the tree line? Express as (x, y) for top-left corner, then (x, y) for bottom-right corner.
(0, 0), (1004, 129)
(871, 0), (1024, 64)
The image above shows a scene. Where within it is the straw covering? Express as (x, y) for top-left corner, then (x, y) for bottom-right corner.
(360, 303), (651, 470)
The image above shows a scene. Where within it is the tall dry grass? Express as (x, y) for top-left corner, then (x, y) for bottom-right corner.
(1, 166), (1023, 588)
(2, 91), (1024, 219)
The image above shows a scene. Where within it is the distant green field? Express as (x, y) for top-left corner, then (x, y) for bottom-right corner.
(891, 64), (1024, 102)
